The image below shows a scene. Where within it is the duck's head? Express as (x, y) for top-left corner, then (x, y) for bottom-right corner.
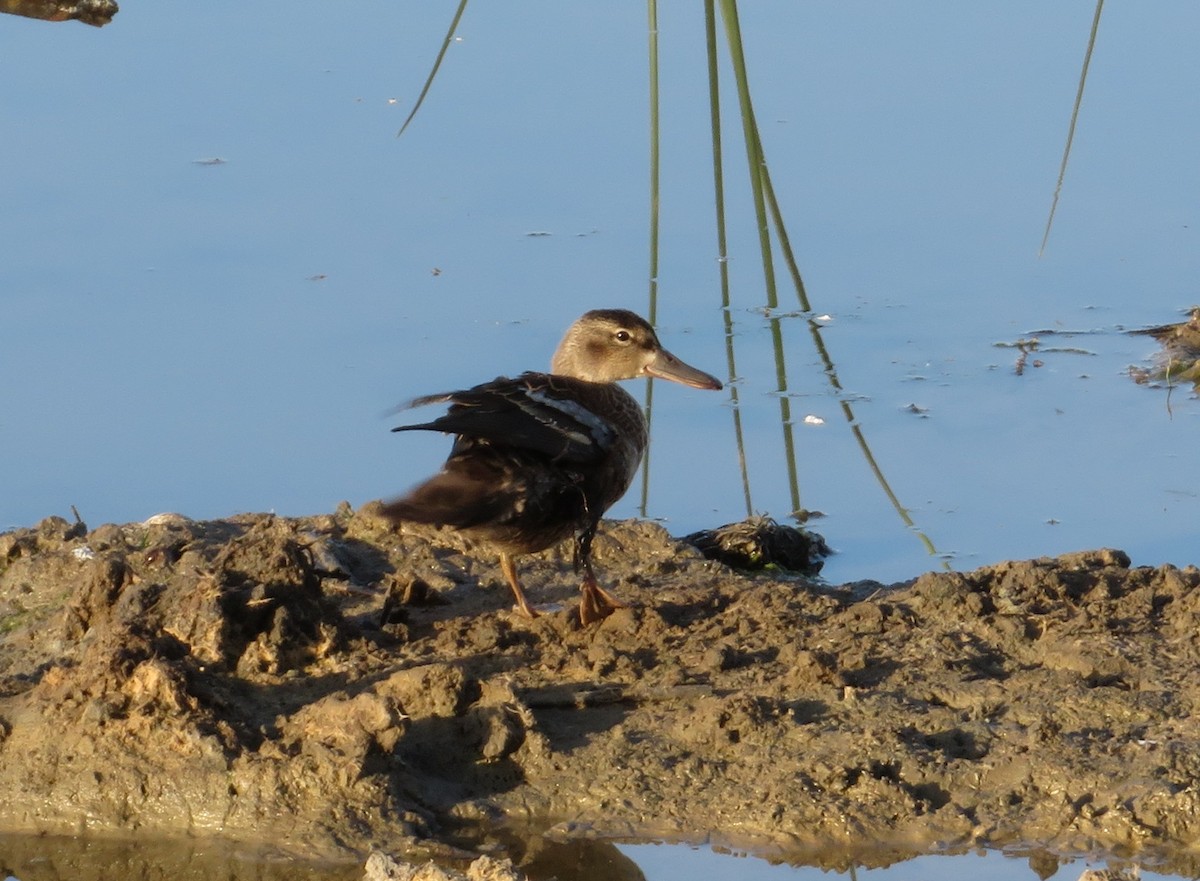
(550, 309), (723, 390)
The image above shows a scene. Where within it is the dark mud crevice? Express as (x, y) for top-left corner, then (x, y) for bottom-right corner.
(3, 509), (1200, 870)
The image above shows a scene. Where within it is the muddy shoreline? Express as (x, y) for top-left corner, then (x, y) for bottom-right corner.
(3, 506), (1200, 873)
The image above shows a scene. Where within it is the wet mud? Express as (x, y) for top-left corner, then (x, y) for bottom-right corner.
(3, 506), (1200, 873)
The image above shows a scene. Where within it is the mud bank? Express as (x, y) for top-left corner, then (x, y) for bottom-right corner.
(2, 506), (1200, 869)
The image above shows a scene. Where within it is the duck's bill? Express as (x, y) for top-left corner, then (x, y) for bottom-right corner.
(645, 349), (723, 390)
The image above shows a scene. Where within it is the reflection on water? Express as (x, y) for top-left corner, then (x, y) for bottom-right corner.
(618, 845), (1161, 881)
(485, 833), (648, 881)
(0, 832), (360, 881)
(649, 0), (945, 568)
(1, 833), (1191, 881)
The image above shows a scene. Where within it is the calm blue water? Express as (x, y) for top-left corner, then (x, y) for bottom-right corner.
(2, 3), (1199, 876)
(621, 846), (1160, 881)
(3, 2), (1200, 586)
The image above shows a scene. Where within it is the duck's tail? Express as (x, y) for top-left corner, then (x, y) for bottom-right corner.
(380, 458), (511, 530)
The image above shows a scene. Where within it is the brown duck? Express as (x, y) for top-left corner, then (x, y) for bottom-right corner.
(382, 309), (722, 623)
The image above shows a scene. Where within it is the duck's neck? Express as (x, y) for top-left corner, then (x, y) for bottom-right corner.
(550, 341), (607, 382)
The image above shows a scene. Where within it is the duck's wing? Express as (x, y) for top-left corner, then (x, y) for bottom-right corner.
(392, 372), (617, 463)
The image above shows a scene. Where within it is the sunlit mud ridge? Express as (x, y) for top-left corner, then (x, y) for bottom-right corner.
(0, 0), (116, 25)
(1129, 305), (1200, 388)
(2, 506), (1200, 870)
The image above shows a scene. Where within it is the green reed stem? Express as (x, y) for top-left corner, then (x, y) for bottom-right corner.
(705, 0), (754, 517)
(639, 0), (661, 518)
(718, 0), (800, 516)
(716, 0), (941, 559)
(1039, 0), (1104, 256)
(717, 0), (776, 311)
(767, 316), (802, 516)
(396, 0), (470, 138)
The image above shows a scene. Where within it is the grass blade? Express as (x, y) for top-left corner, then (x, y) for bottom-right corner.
(717, 0), (800, 515)
(706, 0), (754, 516)
(717, 0), (776, 311)
(639, 0), (661, 517)
(397, 0), (470, 138)
(1039, 0), (1105, 256)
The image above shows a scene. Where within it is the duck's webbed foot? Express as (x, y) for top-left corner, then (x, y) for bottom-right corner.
(578, 571), (628, 625)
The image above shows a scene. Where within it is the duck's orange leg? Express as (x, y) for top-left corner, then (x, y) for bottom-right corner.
(499, 552), (539, 619)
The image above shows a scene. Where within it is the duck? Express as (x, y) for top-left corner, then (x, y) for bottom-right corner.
(382, 308), (722, 624)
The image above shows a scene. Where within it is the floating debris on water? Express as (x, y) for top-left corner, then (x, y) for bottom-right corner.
(683, 515), (830, 576)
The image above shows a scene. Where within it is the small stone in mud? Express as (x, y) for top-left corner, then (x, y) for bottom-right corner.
(701, 642), (735, 672)
(365, 850), (526, 881)
(380, 575), (444, 626)
(37, 514), (87, 543)
(391, 575), (443, 607)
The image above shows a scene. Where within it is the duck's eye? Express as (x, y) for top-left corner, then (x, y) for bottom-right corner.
(614, 330), (632, 343)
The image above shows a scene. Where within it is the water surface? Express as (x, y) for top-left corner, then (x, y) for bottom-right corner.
(3, 3), (1199, 585)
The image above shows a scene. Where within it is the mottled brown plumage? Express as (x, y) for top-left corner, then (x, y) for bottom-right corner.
(382, 309), (721, 623)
